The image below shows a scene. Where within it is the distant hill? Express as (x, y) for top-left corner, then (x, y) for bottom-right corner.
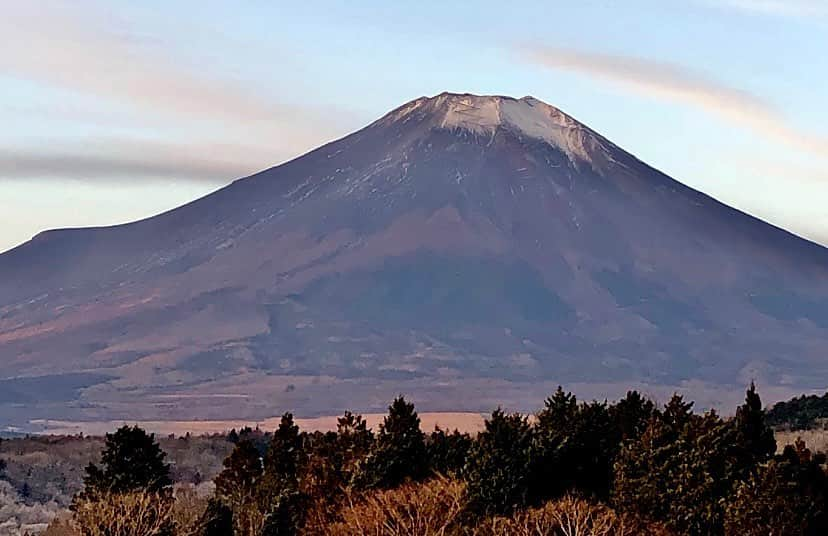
(2, 92), (828, 428)
(767, 393), (828, 430)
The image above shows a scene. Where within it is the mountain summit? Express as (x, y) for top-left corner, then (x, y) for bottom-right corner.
(1, 92), (827, 427)
(378, 93), (608, 165)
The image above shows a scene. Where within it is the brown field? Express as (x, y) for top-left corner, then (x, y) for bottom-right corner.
(29, 411), (487, 436)
(776, 428), (828, 453)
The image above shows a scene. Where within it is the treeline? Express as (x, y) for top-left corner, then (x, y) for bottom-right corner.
(767, 391), (828, 430)
(43, 384), (828, 535)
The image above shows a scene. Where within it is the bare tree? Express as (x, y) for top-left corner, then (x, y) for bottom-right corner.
(70, 490), (175, 536)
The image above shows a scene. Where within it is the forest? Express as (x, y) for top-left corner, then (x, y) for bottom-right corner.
(766, 392), (828, 430)
(1, 384), (823, 535)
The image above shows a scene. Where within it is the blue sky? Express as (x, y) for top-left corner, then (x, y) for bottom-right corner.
(1, 0), (827, 252)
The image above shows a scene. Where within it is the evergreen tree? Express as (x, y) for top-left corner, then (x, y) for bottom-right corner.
(614, 398), (734, 535)
(566, 400), (618, 498)
(213, 439), (263, 518)
(612, 415), (677, 523)
(336, 411), (373, 454)
(725, 439), (828, 536)
(426, 427), (472, 477)
(610, 390), (656, 440)
(531, 388), (623, 501)
(465, 408), (533, 516)
(729, 382), (776, 476)
(197, 498), (234, 536)
(358, 396), (427, 488)
(536, 386), (578, 432)
(262, 413), (303, 488)
(73, 425), (173, 536)
(259, 489), (304, 536)
(530, 387), (577, 502)
(79, 425), (171, 497)
(301, 430), (341, 523)
(662, 393), (694, 432)
(258, 413), (306, 536)
(667, 410), (732, 535)
(335, 411), (373, 486)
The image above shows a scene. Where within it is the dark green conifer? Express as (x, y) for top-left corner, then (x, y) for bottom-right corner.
(536, 386), (578, 432)
(465, 408), (533, 516)
(335, 411), (373, 485)
(731, 382), (776, 470)
(531, 388), (623, 501)
(213, 439), (262, 511)
(74, 425), (174, 536)
(614, 399), (734, 535)
(259, 413), (306, 536)
(79, 425), (171, 497)
(358, 396), (427, 489)
(725, 439), (828, 536)
(262, 413), (303, 488)
(197, 498), (234, 536)
(661, 393), (694, 433)
(610, 390), (656, 440)
(426, 427), (472, 477)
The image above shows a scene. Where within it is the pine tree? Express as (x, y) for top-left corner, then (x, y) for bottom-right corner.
(358, 396), (427, 489)
(529, 387), (577, 502)
(465, 408), (533, 516)
(725, 439), (828, 536)
(612, 415), (679, 523)
(730, 382), (776, 475)
(662, 393), (694, 433)
(426, 427), (472, 477)
(73, 425), (173, 536)
(566, 400), (618, 498)
(262, 413), (303, 488)
(668, 410), (732, 535)
(258, 413), (306, 536)
(613, 400), (734, 535)
(536, 386), (578, 432)
(531, 388), (624, 501)
(213, 439), (263, 518)
(197, 498), (234, 536)
(79, 425), (171, 497)
(259, 489), (304, 536)
(301, 430), (341, 523)
(335, 411), (373, 485)
(610, 390), (656, 440)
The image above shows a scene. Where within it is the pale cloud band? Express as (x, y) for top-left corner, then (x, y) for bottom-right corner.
(0, 139), (280, 183)
(524, 46), (828, 158)
(0, 2), (349, 183)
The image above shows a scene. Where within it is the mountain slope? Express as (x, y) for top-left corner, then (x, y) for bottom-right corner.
(1, 93), (827, 427)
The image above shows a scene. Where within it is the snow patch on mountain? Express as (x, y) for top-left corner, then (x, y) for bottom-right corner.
(384, 93), (606, 165)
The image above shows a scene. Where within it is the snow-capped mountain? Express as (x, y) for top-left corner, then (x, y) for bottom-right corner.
(1, 92), (827, 426)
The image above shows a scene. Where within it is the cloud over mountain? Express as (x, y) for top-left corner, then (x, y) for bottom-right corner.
(524, 46), (828, 157)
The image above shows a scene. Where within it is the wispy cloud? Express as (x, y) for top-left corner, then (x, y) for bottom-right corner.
(0, 139), (280, 183)
(524, 46), (828, 157)
(0, 2), (350, 182)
